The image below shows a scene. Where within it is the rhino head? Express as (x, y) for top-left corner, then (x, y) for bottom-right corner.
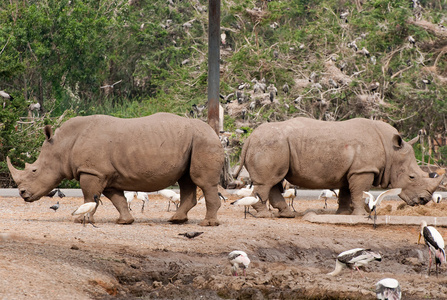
(388, 134), (444, 206)
(7, 125), (64, 202)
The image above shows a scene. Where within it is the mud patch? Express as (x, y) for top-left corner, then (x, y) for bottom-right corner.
(1, 195), (447, 299)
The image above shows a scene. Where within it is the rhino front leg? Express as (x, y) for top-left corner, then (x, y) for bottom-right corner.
(269, 183), (295, 218)
(103, 188), (135, 224)
(78, 173), (106, 224)
(347, 173), (374, 215)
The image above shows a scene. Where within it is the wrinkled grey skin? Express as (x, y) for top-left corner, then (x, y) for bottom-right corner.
(234, 117), (444, 217)
(8, 113), (224, 226)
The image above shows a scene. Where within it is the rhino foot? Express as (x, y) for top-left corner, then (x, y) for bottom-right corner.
(335, 208), (352, 215)
(351, 208), (368, 215)
(254, 211), (274, 218)
(74, 216), (95, 224)
(199, 218), (220, 226)
(278, 210), (296, 218)
(168, 216), (188, 224)
(116, 217), (134, 224)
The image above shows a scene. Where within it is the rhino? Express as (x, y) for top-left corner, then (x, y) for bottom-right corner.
(233, 117), (444, 217)
(7, 112), (224, 226)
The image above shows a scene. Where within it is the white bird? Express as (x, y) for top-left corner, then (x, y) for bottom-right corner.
(231, 193), (264, 219)
(408, 35), (416, 47)
(268, 84), (277, 102)
(327, 248), (382, 278)
(418, 220), (446, 276)
(136, 192), (149, 212)
(432, 193), (442, 203)
(100, 80), (122, 89)
(282, 82), (289, 94)
(328, 78), (338, 88)
(124, 191), (137, 210)
(318, 189), (339, 209)
(282, 188), (297, 212)
(218, 192), (228, 202)
(228, 250), (250, 276)
(158, 189), (180, 211)
(28, 102), (41, 111)
(363, 188), (402, 228)
(0, 90), (13, 100)
(347, 40), (358, 51)
(340, 11), (349, 22)
(235, 186), (253, 197)
(376, 278), (401, 300)
(360, 47), (370, 57)
(126, 191), (149, 212)
(72, 195), (102, 227)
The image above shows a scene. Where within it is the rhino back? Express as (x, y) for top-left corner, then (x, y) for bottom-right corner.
(247, 118), (392, 188)
(288, 118), (394, 187)
(52, 113), (211, 190)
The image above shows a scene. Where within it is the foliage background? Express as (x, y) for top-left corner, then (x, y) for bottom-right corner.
(1, 0), (447, 187)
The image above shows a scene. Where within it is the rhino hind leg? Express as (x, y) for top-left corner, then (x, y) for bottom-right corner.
(250, 184), (276, 218)
(269, 183), (295, 218)
(335, 187), (352, 215)
(169, 174), (197, 225)
(198, 184), (221, 226)
(103, 189), (135, 224)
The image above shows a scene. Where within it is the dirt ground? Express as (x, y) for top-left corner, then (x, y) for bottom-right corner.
(1, 192), (447, 299)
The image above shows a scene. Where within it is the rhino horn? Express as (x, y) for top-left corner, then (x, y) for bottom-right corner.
(427, 172), (444, 193)
(7, 156), (23, 183)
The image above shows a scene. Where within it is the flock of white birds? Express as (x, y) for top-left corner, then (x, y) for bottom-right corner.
(61, 183), (445, 299)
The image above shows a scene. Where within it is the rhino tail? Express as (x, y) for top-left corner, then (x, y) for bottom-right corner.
(233, 137), (250, 179)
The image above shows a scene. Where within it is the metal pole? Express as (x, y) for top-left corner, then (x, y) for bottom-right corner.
(207, 0), (220, 135)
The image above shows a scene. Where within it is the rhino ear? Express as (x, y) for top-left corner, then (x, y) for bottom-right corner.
(392, 134), (404, 150)
(44, 125), (53, 142)
(407, 135), (419, 146)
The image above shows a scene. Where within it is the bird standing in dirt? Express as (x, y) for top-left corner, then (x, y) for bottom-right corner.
(418, 220), (446, 276)
(50, 201), (60, 212)
(228, 250), (250, 276)
(231, 193), (264, 219)
(318, 189), (339, 209)
(363, 188), (402, 228)
(72, 195), (102, 227)
(282, 188), (297, 212)
(178, 232), (204, 239)
(375, 278), (401, 300)
(327, 248), (382, 278)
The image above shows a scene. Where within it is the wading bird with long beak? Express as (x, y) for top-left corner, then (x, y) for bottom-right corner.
(228, 250), (250, 276)
(327, 248), (382, 278)
(418, 220), (446, 276)
(72, 195), (103, 227)
(363, 188), (402, 228)
(282, 188), (297, 212)
(318, 189), (339, 209)
(231, 193), (264, 219)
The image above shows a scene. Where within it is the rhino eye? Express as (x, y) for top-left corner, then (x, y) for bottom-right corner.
(31, 168), (37, 173)
(409, 175), (415, 179)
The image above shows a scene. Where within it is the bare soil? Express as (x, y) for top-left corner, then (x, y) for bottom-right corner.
(1, 193), (447, 299)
